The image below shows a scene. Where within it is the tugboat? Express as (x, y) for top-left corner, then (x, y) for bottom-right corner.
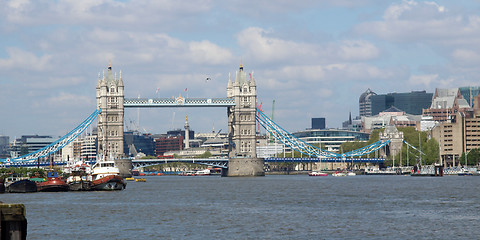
(90, 160), (126, 191)
(36, 172), (69, 192)
(67, 170), (92, 191)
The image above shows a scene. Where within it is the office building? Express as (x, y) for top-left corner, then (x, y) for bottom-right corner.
(155, 136), (184, 156)
(359, 89), (377, 117)
(459, 86), (480, 108)
(423, 88), (470, 122)
(369, 91), (432, 116)
(124, 131), (155, 157)
(431, 101), (480, 166)
(292, 129), (369, 152)
(311, 118), (326, 130)
(0, 136), (9, 158)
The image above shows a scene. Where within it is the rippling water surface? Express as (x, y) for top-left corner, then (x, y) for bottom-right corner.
(2, 175), (480, 239)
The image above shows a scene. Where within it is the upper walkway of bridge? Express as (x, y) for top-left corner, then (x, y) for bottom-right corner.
(124, 97), (235, 108)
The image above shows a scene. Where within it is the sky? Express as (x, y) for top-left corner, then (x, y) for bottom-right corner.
(1, 0), (480, 139)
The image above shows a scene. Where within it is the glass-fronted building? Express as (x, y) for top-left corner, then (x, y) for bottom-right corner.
(370, 90), (432, 116)
(459, 86), (480, 108)
(292, 129), (370, 152)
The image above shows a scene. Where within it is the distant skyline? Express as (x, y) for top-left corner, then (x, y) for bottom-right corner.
(2, 0), (480, 139)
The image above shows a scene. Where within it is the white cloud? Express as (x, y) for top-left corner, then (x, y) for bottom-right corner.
(189, 40), (233, 65)
(0, 48), (52, 71)
(45, 92), (93, 107)
(332, 40), (380, 61)
(451, 49), (480, 66)
(408, 74), (438, 87)
(237, 27), (318, 63)
(355, 0), (480, 46)
(238, 27), (380, 64)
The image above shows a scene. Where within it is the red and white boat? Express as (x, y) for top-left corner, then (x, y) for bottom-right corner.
(90, 160), (126, 191)
(308, 171), (328, 176)
(37, 172), (69, 192)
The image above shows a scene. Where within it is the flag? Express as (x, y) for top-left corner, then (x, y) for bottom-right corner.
(156, 88), (159, 93)
(184, 88), (188, 92)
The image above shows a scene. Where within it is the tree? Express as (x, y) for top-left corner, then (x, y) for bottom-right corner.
(387, 127), (439, 167)
(196, 151), (212, 158)
(459, 148), (480, 166)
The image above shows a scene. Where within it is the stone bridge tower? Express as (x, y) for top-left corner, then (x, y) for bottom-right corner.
(379, 125), (404, 161)
(96, 62), (125, 159)
(226, 63), (264, 176)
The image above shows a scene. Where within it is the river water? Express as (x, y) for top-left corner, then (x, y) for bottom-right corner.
(2, 175), (479, 239)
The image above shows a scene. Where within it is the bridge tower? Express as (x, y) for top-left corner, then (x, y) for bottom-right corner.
(96, 62), (125, 159)
(226, 63), (264, 176)
(380, 125), (404, 161)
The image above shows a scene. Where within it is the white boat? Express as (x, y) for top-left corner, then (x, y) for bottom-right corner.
(90, 160), (126, 190)
(346, 171), (356, 176)
(179, 169), (211, 176)
(332, 171), (346, 177)
(195, 169), (211, 176)
(308, 171), (328, 176)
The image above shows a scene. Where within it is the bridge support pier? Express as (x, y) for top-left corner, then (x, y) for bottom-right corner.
(226, 158), (264, 177)
(115, 159), (133, 178)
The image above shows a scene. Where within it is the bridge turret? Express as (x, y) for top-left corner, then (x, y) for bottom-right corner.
(226, 63), (264, 176)
(96, 62), (125, 159)
(227, 73), (233, 98)
(380, 125), (404, 160)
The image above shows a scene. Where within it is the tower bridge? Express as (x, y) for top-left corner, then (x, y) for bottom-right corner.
(96, 62), (262, 176)
(1, 62), (407, 176)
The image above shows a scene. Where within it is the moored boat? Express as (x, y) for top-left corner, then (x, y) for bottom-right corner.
(90, 160), (126, 191)
(66, 168), (92, 191)
(5, 176), (37, 193)
(332, 171), (346, 177)
(346, 171), (356, 176)
(179, 170), (197, 176)
(0, 178), (4, 193)
(195, 169), (211, 176)
(36, 172), (69, 192)
(308, 171), (328, 176)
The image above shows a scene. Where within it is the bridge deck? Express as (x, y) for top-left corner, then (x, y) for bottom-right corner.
(124, 97), (235, 108)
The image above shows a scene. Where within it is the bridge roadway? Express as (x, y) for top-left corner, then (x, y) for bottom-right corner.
(132, 157), (385, 169)
(0, 158), (385, 168)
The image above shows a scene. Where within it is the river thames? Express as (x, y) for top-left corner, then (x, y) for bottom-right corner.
(2, 175), (479, 239)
